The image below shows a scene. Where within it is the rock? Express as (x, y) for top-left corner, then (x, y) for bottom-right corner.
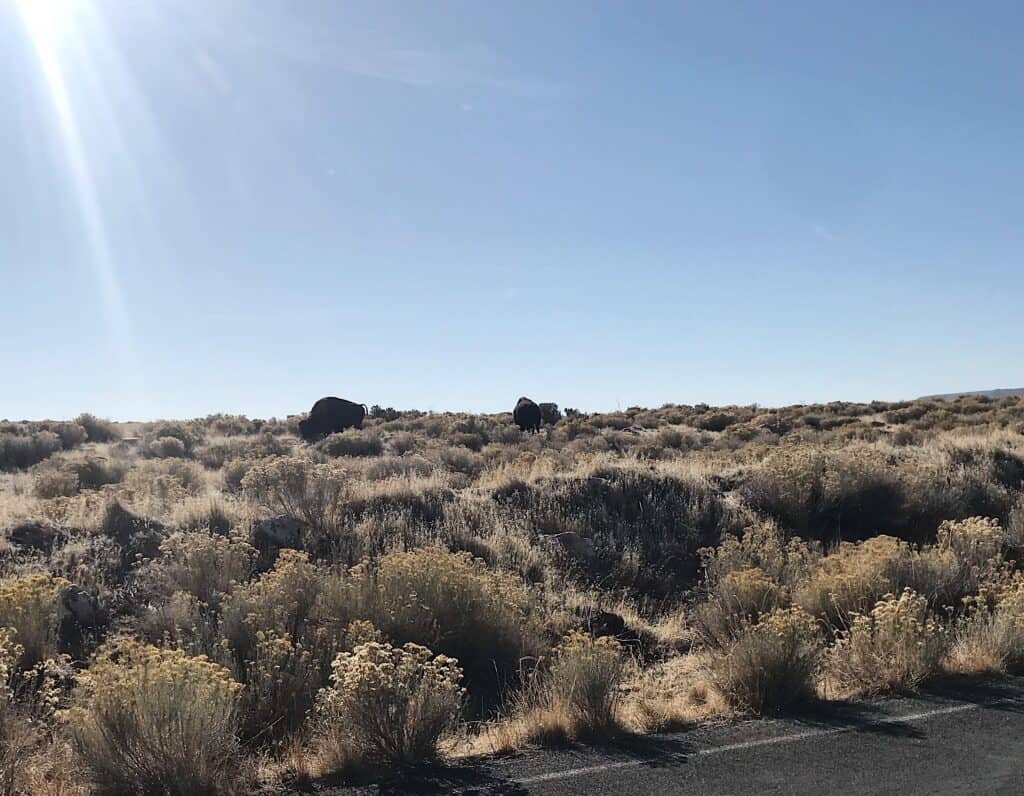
(7, 520), (68, 554)
(58, 584), (101, 661)
(541, 531), (597, 565)
(97, 501), (165, 576)
(99, 501), (164, 557)
(253, 515), (303, 552)
(582, 609), (644, 651)
(587, 609), (626, 638)
(59, 584), (99, 628)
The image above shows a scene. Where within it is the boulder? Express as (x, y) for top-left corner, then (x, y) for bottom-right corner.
(99, 501), (165, 561)
(7, 520), (68, 554)
(253, 515), (303, 552)
(58, 584), (101, 660)
(541, 531), (597, 565)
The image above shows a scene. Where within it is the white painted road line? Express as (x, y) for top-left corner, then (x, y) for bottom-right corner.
(516, 701), (991, 786)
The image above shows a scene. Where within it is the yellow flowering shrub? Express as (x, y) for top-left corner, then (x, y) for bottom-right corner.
(221, 550), (324, 664)
(157, 531), (256, 605)
(0, 574), (69, 668)
(334, 548), (545, 700)
(0, 628), (21, 712)
(938, 516), (1004, 561)
(0, 627), (28, 796)
(931, 516), (1008, 598)
(699, 520), (820, 590)
(710, 607), (822, 715)
(64, 640), (242, 795)
(828, 589), (946, 696)
(316, 641), (464, 766)
(234, 629), (320, 742)
(794, 536), (913, 628)
(694, 567), (781, 648)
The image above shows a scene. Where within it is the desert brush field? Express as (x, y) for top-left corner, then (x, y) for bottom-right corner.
(2, 396), (1024, 793)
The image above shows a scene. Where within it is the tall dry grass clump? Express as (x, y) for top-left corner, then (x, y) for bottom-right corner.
(710, 607), (822, 715)
(64, 640), (243, 795)
(515, 632), (627, 744)
(945, 577), (1024, 674)
(314, 641), (463, 772)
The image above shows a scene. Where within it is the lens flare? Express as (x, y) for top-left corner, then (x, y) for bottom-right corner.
(16, 0), (138, 379)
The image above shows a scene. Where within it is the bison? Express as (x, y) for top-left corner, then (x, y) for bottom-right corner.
(538, 402), (561, 426)
(513, 396), (542, 433)
(299, 396), (367, 442)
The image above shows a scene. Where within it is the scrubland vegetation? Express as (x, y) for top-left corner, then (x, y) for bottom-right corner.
(2, 395), (1024, 792)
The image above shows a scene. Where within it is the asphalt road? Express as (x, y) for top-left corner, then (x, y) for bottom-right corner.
(312, 675), (1024, 795)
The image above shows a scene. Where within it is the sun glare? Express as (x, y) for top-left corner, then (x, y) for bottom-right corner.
(15, 0), (138, 380)
(16, 0), (71, 44)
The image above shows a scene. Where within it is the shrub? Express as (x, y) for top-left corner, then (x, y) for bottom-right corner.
(388, 433), (417, 456)
(148, 435), (188, 458)
(143, 421), (201, 457)
(502, 464), (738, 591)
(32, 465), (81, 499)
(695, 412), (736, 432)
(0, 430), (62, 471)
(222, 551), (324, 664)
(317, 431), (384, 458)
(332, 548), (545, 704)
(32, 455), (128, 498)
(710, 607), (822, 715)
(64, 640), (242, 795)
(0, 574), (68, 668)
(945, 599), (1024, 675)
(222, 459), (253, 494)
(157, 532), (256, 605)
(44, 421), (88, 450)
(315, 641), (463, 768)
(794, 536), (914, 628)
(439, 446), (482, 477)
(235, 630), (321, 744)
(828, 589), (946, 696)
(527, 632), (626, 741)
(739, 446), (902, 541)
(700, 521), (820, 591)
(217, 552), (329, 740)
(932, 516), (1006, 598)
(75, 414), (120, 443)
(120, 461), (205, 516)
(694, 568), (781, 648)
(242, 457), (346, 540)
(0, 627), (28, 792)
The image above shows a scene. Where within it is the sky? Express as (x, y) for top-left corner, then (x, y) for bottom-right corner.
(3, 1), (1024, 420)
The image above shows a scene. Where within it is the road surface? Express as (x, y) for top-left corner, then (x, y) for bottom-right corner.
(312, 675), (1024, 795)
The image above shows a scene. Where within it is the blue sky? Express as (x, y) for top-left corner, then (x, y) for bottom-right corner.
(3, 1), (1023, 420)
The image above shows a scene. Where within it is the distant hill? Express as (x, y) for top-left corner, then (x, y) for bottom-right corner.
(920, 387), (1024, 401)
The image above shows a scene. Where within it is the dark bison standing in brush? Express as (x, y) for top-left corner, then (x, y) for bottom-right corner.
(538, 402), (561, 426)
(299, 397), (367, 442)
(513, 397), (542, 433)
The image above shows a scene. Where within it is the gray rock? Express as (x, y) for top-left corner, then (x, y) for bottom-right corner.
(8, 520), (68, 553)
(253, 515), (303, 551)
(541, 531), (597, 565)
